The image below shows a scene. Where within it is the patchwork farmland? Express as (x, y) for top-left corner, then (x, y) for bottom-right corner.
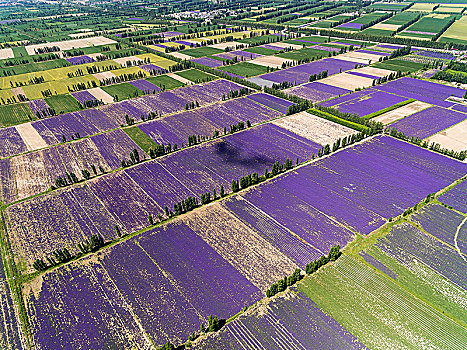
(0, 1), (466, 350)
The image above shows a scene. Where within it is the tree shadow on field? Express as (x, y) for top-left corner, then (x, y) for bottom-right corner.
(214, 140), (274, 168)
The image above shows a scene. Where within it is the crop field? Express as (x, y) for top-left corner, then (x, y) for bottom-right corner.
(0, 280), (23, 349)
(277, 47), (331, 61)
(299, 254), (467, 350)
(374, 77), (466, 107)
(410, 203), (466, 254)
(285, 81), (351, 102)
(259, 136), (466, 228)
(4, 121), (320, 272)
(399, 14), (456, 39)
(0, 102), (36, 126)
(256, 57), (361, 85)
(273, 111), (355, 146)
(373, 100), (431, 124)
(329, 91), (409, 117)
(218, 62), (269, 77)
(377, 221), (467, 291)
(390, 106), (467, 139)
(1, 3), (467, 350)
(439, 15), (467, 44)
(438, 179), (467, 213)
(194, 289), (366, 349)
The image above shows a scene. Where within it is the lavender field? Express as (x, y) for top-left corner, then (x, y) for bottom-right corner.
(193, 289), (367, 350)
(258, 58), (361, 85)
(410, 203), (466, 255)
(375, 77), (466, 108)
(389, 106), (467, 139)
(2, 9), (467, 350)
(333, 91), (408, 117)
(4, 121), (321, 271)
(377, 222), (467, 291)
(438, 179), (467, 213)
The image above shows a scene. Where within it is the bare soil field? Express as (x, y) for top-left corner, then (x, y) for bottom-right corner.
(88, 87), (114, 104)
(183, 203), (297, 292)
(249, 55), (294, 69)
(273, 111), (355, 146)
(15, 123), (48, 151)
(426, 119), (467, 152)
(319, 72), (374, 90)
(373, 101), (431, 124)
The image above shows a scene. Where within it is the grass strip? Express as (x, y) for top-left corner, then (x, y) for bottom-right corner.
(362, 98), (415, 119)
(307, 108), (369, 132)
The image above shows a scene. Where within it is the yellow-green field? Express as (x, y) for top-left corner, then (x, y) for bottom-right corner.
(438, 15), (467, 44)
(21, 75), (99, 99)
(407, 3), (438, 12)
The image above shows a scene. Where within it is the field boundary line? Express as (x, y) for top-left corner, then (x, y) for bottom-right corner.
(454, 216), (467, 263)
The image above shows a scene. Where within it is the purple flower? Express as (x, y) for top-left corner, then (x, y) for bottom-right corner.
(128, 79), (161, 94)
(190, 57), (224, 68)
(65, 55), (94, 65)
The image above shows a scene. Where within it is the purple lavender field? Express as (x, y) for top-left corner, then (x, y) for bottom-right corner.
(190, 57), (224, 68)
(335, 91), (408, 117)
(258, 57), (362, 85)
(377, 222), (467, 290)
(245, 93), (294, 114)
(438, 179), (467, 213)
(390, 106), (466, 139)
(251, 136), (466, 234)
(221, 196), (322, 268)
(285, 81), (351, 102)
(375, 77), (466, 108)
(25, 260), (152, 350)
(71, 90), (98, 105)
(27, 99), (51, 116)
(410, 203), (466, 254)
(139, 96), (282, 146)
(193, 290), (367, 350)
(319, 88), (376, 107)
(128, 79), (161, 93)
(65, 55), (94, 65)
(0, 127), (28, 158)
(337, 22), (363, 30)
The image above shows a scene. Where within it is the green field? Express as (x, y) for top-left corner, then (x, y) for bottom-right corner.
(62, 43), (120, 56)
(372, 59), (426, 72)
(368, 3), (408, 11)
(182, 47), (224, 58)
(289, 35), (330, 43)
(403, 14), (456, 33)
(146, 75), (184, 90)
(217, 62), (269, 78)
(353, 12), (388, 25)
(438, 16), (467, 44)
(101, 83), (142, 101)
(308, 20), (335, 28)
(0, 102), (36, 127)
(398, 31), (435, 39)
(175, 69), (217, 83)
(244, 46), (278, 55)
(361, 28), (395, 36)
(299, 254), (467, 350)
(363, 244), (467, 325)
(0, 59), (70, 75)
(12, 46), (28, 58)
(45, 94), (82, 115)
(384, 11), (420, 25)
(237, 34), (281, 45)
(123, 126), (157, 153)
(278, 47), (330, 61)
